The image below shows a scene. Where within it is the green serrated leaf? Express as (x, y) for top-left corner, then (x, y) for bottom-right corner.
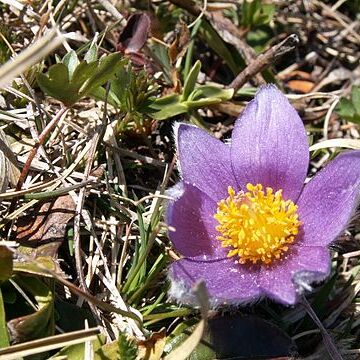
(182, 60), (201, 101)
(80, 53), (125, 96)
(37, 63), (81, 106)
(71, 61), (98, 92)
(37, 63), (71, 103)
(38, 53), (124, 106)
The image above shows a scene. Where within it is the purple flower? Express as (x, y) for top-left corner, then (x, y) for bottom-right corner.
(166, 85), (360, 306)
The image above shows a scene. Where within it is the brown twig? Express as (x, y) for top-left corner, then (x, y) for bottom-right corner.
(228, 34), (300, 93)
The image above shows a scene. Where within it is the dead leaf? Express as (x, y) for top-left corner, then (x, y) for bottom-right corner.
(137, 329), (166, 360)
(15, 195), (75, 248)
(287, 80), (314, 93)
(278, 70), (312, 81)
(168, 22), (190, 65)
(118, 13), (151, 54)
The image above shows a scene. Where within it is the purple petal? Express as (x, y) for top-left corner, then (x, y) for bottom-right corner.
(175, 123), (238, 202)
(297, 150), (360, 247)
(260, 246), (331, 305)
(231, 85), (309, 201)
(166, 182), (226, 259)
(169, 257), (260, 305)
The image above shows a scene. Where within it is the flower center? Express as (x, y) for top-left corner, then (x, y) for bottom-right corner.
(214, 184), (300, 265)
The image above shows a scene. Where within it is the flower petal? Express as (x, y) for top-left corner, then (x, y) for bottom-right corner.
(175, 123), (238, 202)
(166, 182), (226, 259)
(231, 85), (309, 200)
(260, 246), (331, 305)
(297, 150), (360, 247)
(169, 257), (260, 306)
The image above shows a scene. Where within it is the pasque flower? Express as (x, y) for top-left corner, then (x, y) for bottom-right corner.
(167, 85), (360, 306)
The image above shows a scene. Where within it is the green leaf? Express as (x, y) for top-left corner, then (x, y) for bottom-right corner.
(147, 42), (173, 85)
(149, 85), (233, 120)
(199, 21), (242, 75)
(149, 94), (188, 120)
(63, 50), (80, 80)
(186, 85), (233, 108)
(37, 63), (73, 104)
(70, 61), (98, 90)
(336, 86), (360, 123)
(37, 53), (124, 106)
(241, 0), (274, 28)
(84, 42), (98, 63)
(90, 86), (121, 108)
(181, 60), (201, 101)
(80, 53), (125, 96)
(337, 98), (356, 121)
(188, 85), (233, 101)
(109, 65), (132, 110)
(0, 246), (13, 283)
(351, 86), (360, 114)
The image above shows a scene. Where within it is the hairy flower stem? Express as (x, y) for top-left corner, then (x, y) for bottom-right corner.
(300, 296), (343, 360)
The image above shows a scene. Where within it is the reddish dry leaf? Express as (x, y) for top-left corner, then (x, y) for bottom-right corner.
(168, 22), (190, 65)
(118, 13), (151, 54)
(286, 80), (314, 93)
(137, 328), (166, 360)
(15, 195), (76, 249)
(278, 70), (313, 81)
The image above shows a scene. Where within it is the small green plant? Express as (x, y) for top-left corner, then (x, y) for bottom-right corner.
(37, 47), (125, 107)
(117, 332), (138, 360)
(149, 61), (233, 120)
(336, 86), (360, 124)
(241, 0), (275, 29)
(91, 62), (157, 133)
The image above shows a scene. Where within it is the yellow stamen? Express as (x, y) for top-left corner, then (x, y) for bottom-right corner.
(214, 184), (300, 265)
